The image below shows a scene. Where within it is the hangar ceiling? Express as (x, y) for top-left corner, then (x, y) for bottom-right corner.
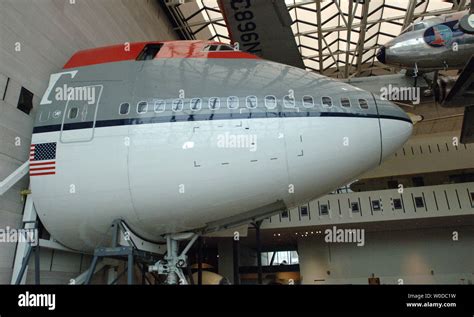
(163, 0), (468, 78)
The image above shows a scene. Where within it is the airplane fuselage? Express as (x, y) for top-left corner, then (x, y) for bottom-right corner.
(31, 41), (412, 251)
(377, 11), (474, 71)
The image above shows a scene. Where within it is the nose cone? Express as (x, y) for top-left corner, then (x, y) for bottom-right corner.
(376, 98), (413, 162)
(376, 46), (386, 64)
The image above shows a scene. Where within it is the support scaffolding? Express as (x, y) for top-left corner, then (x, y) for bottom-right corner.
(83, 219), (164, 285)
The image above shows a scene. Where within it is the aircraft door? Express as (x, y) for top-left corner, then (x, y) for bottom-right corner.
(60, 84), (103, 143)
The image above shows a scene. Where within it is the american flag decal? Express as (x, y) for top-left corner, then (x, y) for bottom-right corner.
(30, 142), (56, 176)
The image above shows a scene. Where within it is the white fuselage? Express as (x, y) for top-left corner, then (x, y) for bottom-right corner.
(31, 116), (410, 251)
(30, 43), (413, 252)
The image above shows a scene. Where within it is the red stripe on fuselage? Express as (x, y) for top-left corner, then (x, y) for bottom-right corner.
(63, 42), (148, 69)
(63, 41), (260, 69)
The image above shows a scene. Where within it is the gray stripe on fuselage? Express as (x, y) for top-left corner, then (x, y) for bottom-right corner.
(35, 58), (409, 129)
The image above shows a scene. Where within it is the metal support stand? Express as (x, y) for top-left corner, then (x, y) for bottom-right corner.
(197, 236), (203, 285)
(34, 243), (40, 285)
(14, 243), (40, 285)
(11, 191), (40, 285)
(252, 220), (263, 285)
(233, 237), (240, 285)
(14, 220), (40, 285)
(83, 219), (162, 285)
(128, 252), (134, 285)
(109, 265), (127, 285)
(140, 262), (146, 285)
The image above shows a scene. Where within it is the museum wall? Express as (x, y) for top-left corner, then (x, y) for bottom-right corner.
(0, 0), (178, 284)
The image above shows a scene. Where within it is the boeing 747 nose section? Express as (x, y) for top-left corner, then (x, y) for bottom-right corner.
(30, 40), (414, 252)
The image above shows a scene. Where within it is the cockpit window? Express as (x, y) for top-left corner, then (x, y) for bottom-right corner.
(136, 44), (162, 61)
(400, 25), (414, 34)
(218, 45), (235, 51)
(413, 23), (425, 31)
(203, 44), (235, 52)
(401, 22), (425, 35)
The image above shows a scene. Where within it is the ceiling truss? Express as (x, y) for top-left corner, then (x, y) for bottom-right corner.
(161, 0), (469, 78)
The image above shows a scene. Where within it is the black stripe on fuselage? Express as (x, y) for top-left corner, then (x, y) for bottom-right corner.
(32, 111), (412, 134)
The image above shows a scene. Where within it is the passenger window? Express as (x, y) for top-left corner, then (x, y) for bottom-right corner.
(209, 97), (221, 110)
(137, 101), (148, 114)
(303, 96), (314, 108)
(227, 96), (239, 109)
(190, 98), (202, 111)
(246, 96), (258, 109)
(358, 99), (369, 109)
(154, 100), (166, 113)
(340, 98), (351, 108)
(322, 97), (332, 107)
(264, 95), (277, 109)
(172, 99), (184, 112)
(119, 103), (130, 115)
(68, 107), (78, 119)
(283, 95), (295, 108)
(413, 23), (425, 31)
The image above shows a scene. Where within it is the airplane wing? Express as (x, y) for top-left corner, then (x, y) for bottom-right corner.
(460, 0), (474, 144)
(461, 106), (474, 144)
(218, 0), (305, 69)
(440, 55), (474, 144)
(442, 55), (474, 107)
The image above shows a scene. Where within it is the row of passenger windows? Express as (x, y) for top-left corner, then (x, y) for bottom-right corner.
(116, 96), (370, 116)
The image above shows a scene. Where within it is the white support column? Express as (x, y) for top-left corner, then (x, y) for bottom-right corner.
(0, 161), (29, 196)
